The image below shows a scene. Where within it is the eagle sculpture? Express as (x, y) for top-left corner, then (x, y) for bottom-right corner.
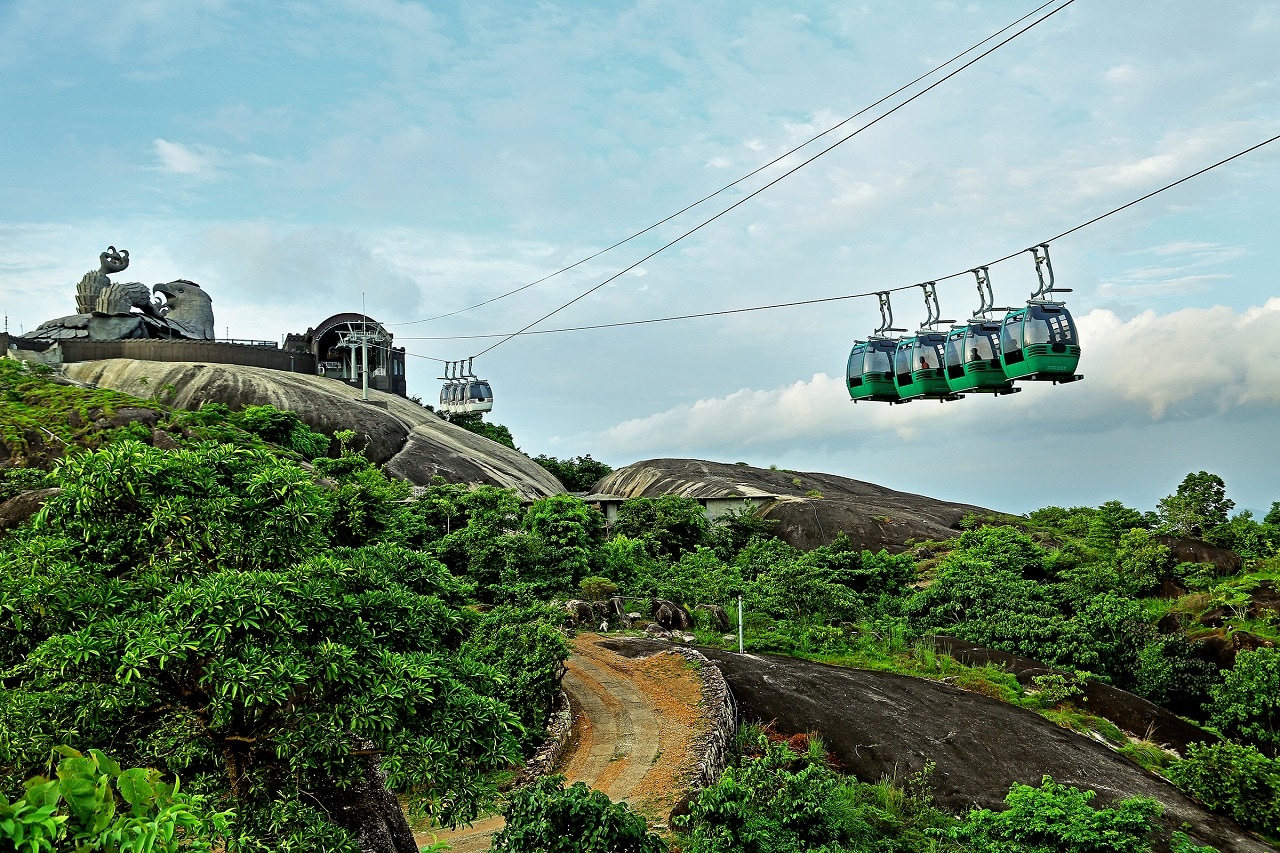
(24, 247), (215, 342)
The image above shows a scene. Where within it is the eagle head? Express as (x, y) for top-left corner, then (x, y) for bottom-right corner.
(153, 279), (215, 340)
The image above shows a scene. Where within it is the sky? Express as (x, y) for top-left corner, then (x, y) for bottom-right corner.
(2, 0), (1279, 516)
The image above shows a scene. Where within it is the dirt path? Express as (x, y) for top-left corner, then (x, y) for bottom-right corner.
(416, 634), (708, 852)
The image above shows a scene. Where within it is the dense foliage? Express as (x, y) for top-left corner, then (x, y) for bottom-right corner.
(492, 775), (667, 853)
(0, 417), (568, 848)
(533, 454), (614, 492)
(682, 730), (953, 853)
(1168, 741), (1280, 837)
(3, 360), (1278, 848)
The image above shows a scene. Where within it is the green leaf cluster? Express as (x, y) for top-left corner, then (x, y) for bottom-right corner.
(491, 774), (667, 853)
(682, 731), (953, 853)
(0, 746), (232, 852)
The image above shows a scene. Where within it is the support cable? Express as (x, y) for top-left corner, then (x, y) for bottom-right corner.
(387, 0), (1065, 329)
(395, 128), (1280, 344)
(470, 0), (1078, 358)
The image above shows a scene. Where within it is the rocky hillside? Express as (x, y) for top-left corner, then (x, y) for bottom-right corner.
(62, 359), (563, 500)
(593, 458), (988, 551)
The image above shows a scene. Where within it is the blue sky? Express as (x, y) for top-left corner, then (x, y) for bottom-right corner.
(3, 0), (1279, 516)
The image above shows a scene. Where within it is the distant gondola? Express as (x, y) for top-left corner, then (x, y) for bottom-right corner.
(438, 358), (495, 414)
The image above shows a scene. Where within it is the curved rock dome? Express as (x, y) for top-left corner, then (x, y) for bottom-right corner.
(63, 359), (563, 500)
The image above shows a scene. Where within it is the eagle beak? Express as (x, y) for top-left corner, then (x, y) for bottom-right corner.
(153, 282), (175, 298)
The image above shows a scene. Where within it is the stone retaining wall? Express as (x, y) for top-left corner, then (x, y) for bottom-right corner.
(670, 646), (737, 797)
(513, 690), (572, 786)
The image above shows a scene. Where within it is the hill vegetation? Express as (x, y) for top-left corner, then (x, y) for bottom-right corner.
(1, 357), (1277, 851)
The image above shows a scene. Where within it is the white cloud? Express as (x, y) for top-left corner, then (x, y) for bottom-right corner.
(152, 139), (220, 176)
(594, 300), (1280, 456)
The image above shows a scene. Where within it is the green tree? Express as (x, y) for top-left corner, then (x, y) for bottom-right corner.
(532, 454), (613, 492)
(597, 535), (661, 590)
(612, 495), (710, 562)
(1207, 647), (1280, 757)
(1157, 471), (1235, 539)
(522, 494), (605, 596)
(0, 441), (552, 850)
(459, 604), (570, 751)
(492, 775), (667, 853)
(445, 412), (516, 449)
(1114, 529), (1171, 596)
(709, 503), (778, 559)
(636, 546), (744, 609)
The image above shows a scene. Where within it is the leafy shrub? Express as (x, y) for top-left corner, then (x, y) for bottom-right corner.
(234, 405), (330, 459)
(580, 576), (618, 601)
(1168, 741), (1280, 836)
(1207, 647), (1280, 757)
(938, 775), (1163, 852)
(682, 730), (950, 853)
(459, 604), (570, 750)
(491, 774), (666, 853)
(0, 747), (232, 852)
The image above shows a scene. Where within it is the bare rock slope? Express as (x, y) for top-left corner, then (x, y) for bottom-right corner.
(63, 359), (563, 500)
(607, 638), (1273, 853)
(593, 459), (987, 551)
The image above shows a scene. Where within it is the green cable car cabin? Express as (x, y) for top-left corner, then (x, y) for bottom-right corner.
(944, 320), (1020, 395)
(846, 338), (901, 402)
(998, 301), (1082, 383)
(895, 332), (962, 402)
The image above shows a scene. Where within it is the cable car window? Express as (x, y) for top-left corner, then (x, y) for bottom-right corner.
(946, 335), (964, 366)
(470, 383), (492, 399)
(928, 339), (946, 367)
(864, 346), (892, 374)
(1024, 312), (1075, 344)
(847, 346), (864, 377)
(1002, 314), (1023, 353)
(895, 343), (912, 376)
(970, 329), (998, 361)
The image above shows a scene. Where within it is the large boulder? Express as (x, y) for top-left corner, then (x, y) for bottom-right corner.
(0, 488), (61, 533)
(62, 359), (563, 500)
(593, 459), (989, 552)
(1154, 535), (1243, 574)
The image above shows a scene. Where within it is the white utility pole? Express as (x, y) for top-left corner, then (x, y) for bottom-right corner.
(737, 594), (744, 654)
(361, 293), (369, 402)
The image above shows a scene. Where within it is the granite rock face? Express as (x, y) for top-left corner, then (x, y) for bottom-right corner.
(62, 359), (563, 500)
(592, 458), (989, 552)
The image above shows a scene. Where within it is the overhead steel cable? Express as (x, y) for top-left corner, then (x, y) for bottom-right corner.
(387, 0), (1065, 329)
(460, 0), (1079, 357)
(395, 128), (1280, 344)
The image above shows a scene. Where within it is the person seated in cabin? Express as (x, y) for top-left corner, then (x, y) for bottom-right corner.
(919, 356), (930, 370)
(971, 347), (982, 363)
